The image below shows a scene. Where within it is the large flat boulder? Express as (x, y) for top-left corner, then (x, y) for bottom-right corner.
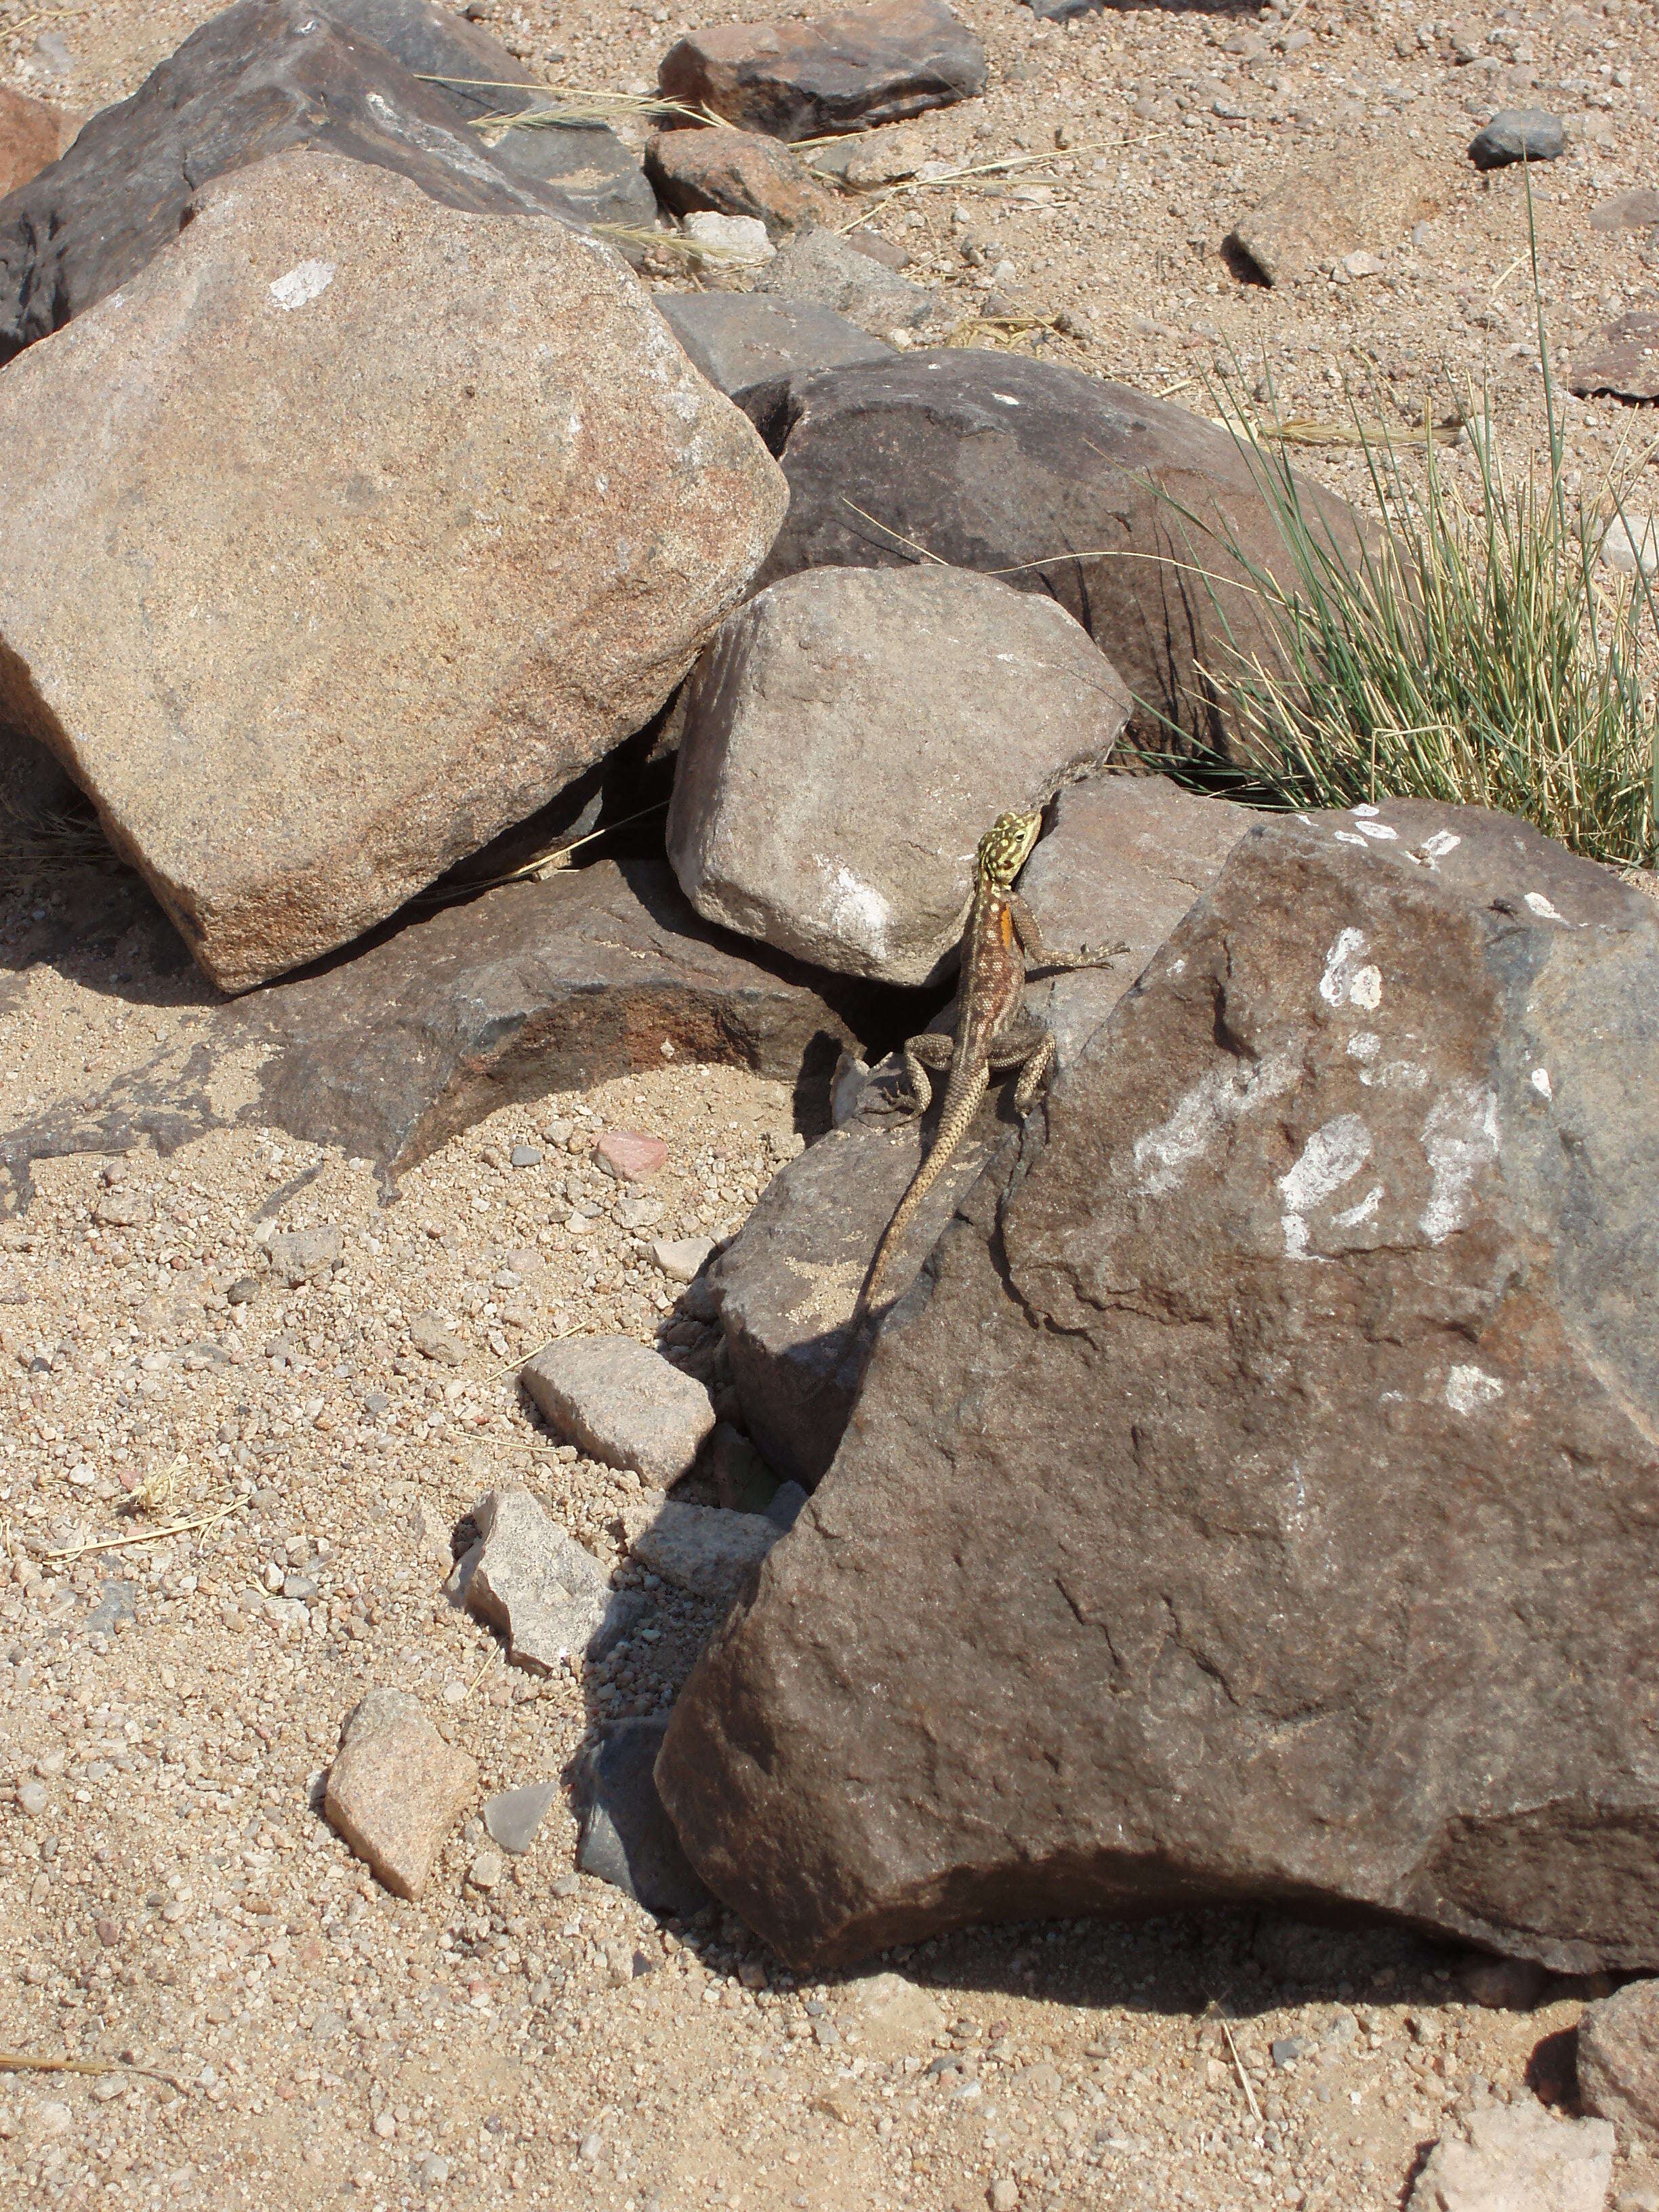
(657, 0), (985, 143)
(665, 568), (1130, 985)
(0, 857), (881, 1196)
(736, 350), (1364, 756)
(0, 0), (591, 363)
(659, 802), (1659, 1971)
(655, 293), (893, 396)
(710, 775), (1249, 1483)
(0, 148), (786, 992)
(319, 0), (655, 227)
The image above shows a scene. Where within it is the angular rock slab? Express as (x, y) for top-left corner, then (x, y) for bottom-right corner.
(656, 293), (892, 396)
(667, 567), (1130, 985)
(522, 1336), (716, 1488)
(320, 0), (655, 226)
(324, 1689), (476, 1900)
(0, 857), (879, 1202)
(629, 1499), (781, 1608)
(1225, 151), (1446, 286)
(737, 350), (1364, 758)
(576, 1717), (712, 1916)
(1570, 311), (1659, 404)
(0, 0), (591, 363)
(459, 1488), (619, 1674)
(0, 149), (787, 991)
(712, 775), (1250, 1484)
(657, 0), (985, 143)
(1407, 2105), (1614, 2212)
(0, 83), (77, 197)
(752, 224), (937, 336)
(1577, 1978), (1659, 2151)
(659, 802), (1659, 1970)
(485, 1778), (560, 1856)
(644, 126), (835, 234)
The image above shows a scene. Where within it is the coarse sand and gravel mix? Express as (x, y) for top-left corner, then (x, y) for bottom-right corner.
(3, 0), (1659, 2206)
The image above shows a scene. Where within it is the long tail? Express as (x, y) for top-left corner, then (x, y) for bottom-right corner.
(851, 1064), (989, 1328)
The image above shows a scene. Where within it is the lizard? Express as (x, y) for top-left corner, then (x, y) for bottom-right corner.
(850, 806), (1123, 1327)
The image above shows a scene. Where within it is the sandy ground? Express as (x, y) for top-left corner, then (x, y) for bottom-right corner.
(3, 1), (1659, 2209)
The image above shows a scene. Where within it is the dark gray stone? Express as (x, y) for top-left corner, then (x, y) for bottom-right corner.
(735, 350), (1364, 756)
(655, 293), (893, 396)
(0, 857), (884, 1206)
(1468, 109), (1565, 170)
(0, 0), (590, 363)
(319, 0), (655, 225)
(660, 801), (1659, 1972)
(751, 225), (937, 335)
(657, 0), (985, 144)
(576, 1717), (712, 1917)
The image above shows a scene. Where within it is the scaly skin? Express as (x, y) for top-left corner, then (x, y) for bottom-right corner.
(851, 808), (1122, 1327)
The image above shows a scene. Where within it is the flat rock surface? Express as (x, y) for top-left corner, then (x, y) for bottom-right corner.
(1570, 310), (1659, 402)
(1577, 1978), (1659, 2151)
(522, 1336), (716, 1488)
(0, 0), (592, 361)
(661, 802), (1659, 1971)
(459, 1487), (617, 1674)
(323, 1688), (478, 1900)
(750, 224), (938, 333)
(1406, 2104), (1614, 2212)
(644, 125), (834, 233)
(655, 291), (892, 394)
(0, 856), (881, 1196)
(628, 1498), (781, 1607)
(666, 567), (1130, 985)
(657, 0), (985, 142)
(736, 349), (1363, 756)
(1225, 150), (1446, 285)
(712, 775), (1251, 1483)
(0, 83), (76, 195)
(0, 148), (786, 991)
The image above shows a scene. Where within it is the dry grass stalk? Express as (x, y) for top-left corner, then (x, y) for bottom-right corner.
(31, 1493), (247, 1565)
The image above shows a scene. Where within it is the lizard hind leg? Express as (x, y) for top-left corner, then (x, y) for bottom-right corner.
(897, 1029), (954, 1118)
(1009, 1029), (1058, 1113)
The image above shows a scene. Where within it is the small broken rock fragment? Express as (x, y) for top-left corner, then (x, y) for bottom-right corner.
(323, 1689), (476, 1901)
(594, 1130), (669, 1182)
(485, 1778), (560, 1856)
(409, 1310), (465, 1366)
(457, 1487), (625, 1673)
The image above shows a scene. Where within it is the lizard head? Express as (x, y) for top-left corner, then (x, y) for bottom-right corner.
(977, 808), (1042, 889)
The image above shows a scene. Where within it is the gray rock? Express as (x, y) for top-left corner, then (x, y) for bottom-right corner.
(0, 0), (593, 363)
(712, 775), (1250, 1483)
(522, 1338), (716, 1488)
(651, 1235), (716, 1284)
(324, 1688), (477, 1900)
(319, 0), (655, 227)
(752, 224), (937, 335)
(511, 1144), (541, 1169)
(264, 1227), (343, 1287)
(0, 865), (891, 1217)
(666, 569), (1130, 985)
(657, 0), (985, 142)
(734, 350), (1364, 758)
(628, 1498), (781, 1607)
(0, 146), (787, 991)
(766, 1481), (809, 1532)
(1579, 1979), (1659, 2152)
(659, 802), (1659, 1971)
(83, 1578), (136, 1637)
(459, 1488), (619, 1673)
(1590, 188), (1659, 234)
(656, 293), (893, 396)
(575, 1718), (712, 1916)
(409, 1311), (464, 1367)
(1469, 109), (1566, 169)
(1407, 2104), (1614, 2212)
(484, 1778), (560, 1856)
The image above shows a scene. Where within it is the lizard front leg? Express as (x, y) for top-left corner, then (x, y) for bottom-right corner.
(893, 1029), (954, 1117)
(1007, 890), (1128, 974)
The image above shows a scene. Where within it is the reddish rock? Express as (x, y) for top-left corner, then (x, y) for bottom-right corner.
(0, 84), (77, 197)
(658, 0), (986, 143)
(645, 125), (835, 234)
(596, 1130), (670, 1183)
(324, 1689), (476, 1900)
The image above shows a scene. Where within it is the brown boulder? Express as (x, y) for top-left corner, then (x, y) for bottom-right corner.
(645, 125), (836, 234)
(1570, 312), (1659, 404)
(659, 802), (1659, 1971)
(0, 148), (786, 991)
(735, 349), (1364, 757)
(657, 0), (986, 143)
(1578, 1979), (1659, 2151)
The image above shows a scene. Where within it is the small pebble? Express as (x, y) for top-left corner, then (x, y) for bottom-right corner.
(468, 1848), (504, 1891)
(510, 1144), (541, 1168)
